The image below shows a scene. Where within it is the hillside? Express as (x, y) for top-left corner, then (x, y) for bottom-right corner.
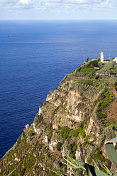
(0, 58), (117, 176)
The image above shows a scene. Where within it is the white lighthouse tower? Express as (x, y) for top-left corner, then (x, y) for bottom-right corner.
(101, 50), (104, 62)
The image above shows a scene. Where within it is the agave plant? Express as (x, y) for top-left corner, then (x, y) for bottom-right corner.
(7, 168), (16, 176)
(52, 138), (117, 176)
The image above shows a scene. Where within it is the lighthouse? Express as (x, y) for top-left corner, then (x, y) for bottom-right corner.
(101, 50), (104, 62)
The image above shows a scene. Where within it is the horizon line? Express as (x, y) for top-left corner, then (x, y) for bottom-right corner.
(0, 19), (117, 21)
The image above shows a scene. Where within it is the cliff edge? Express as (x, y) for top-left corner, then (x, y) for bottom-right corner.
(0, 58), (117, 175)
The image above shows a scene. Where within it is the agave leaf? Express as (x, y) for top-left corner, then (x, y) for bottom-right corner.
(50, 169), (64, 176)
(63, 156), (85, 170)
(98, 161), (112, 175)
(92, 159), (100, 170)
(64, 156), (108, 176)
(62, 160), (87, 172)
(62, 161), (79, 170)
(106, 138), (117, 143)
(84, 163), (108, 176)
(65, 156), (85, 167)
(91, 167), (108, 176)
(7, 168), (16, 176)
(105, 138), (117, 166)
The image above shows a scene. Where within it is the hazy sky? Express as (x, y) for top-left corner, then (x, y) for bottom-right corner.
(0, 0), (117, 20)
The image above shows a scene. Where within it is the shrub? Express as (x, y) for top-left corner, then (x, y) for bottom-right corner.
(60, 126), (71, 135)
(79, 68), (96, 74)
(71, 129), (79, 137)
(106, 122), (117, 127)
(56, 126), (72, 139)
(56, 142), (63, 151)
(28, 130), (35, 137)
(81, 79), (93, 86)
(93, 150), (106, 162)
(71, 127), (85, 138)
(28, 125), (35, 137)
(84, 57), (89, 63)
(97, 113), (107, 119)
(34, 114), (43, 126)
(97, 88), (115, 119)
(114, 82), (117, 91)
(88, 60), (99, 67)
(67, 143), (77, 158)
(99, 90), (114, 109)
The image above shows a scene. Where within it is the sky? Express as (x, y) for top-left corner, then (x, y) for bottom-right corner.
(0, 0), (117, 20)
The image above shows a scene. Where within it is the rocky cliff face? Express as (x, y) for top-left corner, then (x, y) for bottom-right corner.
(0, 58), (117, 176)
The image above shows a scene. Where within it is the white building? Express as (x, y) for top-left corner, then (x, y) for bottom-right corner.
(113, 57), (117, 63)
(100, 50), (117, 63)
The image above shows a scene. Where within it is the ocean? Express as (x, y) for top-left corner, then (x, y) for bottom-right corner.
(0, 20), (117, 158)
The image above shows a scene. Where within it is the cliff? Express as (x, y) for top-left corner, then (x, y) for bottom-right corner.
(0, 58), (117, 176)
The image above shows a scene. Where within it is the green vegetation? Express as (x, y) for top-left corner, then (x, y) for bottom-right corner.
(106, 121), (117, 127)
(98, 89), (115, 110)
(79, 68), (96, 74)
(93, 150), (106, 162)
(97, 88), (115, 119)
(87, 59), (99, 67)
(58, 126), (71, 135)
(97, 61), (117, 76)
(27, 125), (35, 138)
(67, 143), (77, 158)
(84, 57), (89, 63)
(80, 78), (94, 85)
(34, 113), (43, 126)
(57, 126), (72, 139)
(56, 125), (85, 140)
(97, 112), (107, 119)
(56, 142), (63, 151)
(71, 127), (85, 138)
(114, 82), (117, 91)
(54, 138), (117, 176)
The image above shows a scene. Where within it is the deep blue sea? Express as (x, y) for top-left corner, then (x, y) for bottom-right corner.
(0, 20), (117, 158)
